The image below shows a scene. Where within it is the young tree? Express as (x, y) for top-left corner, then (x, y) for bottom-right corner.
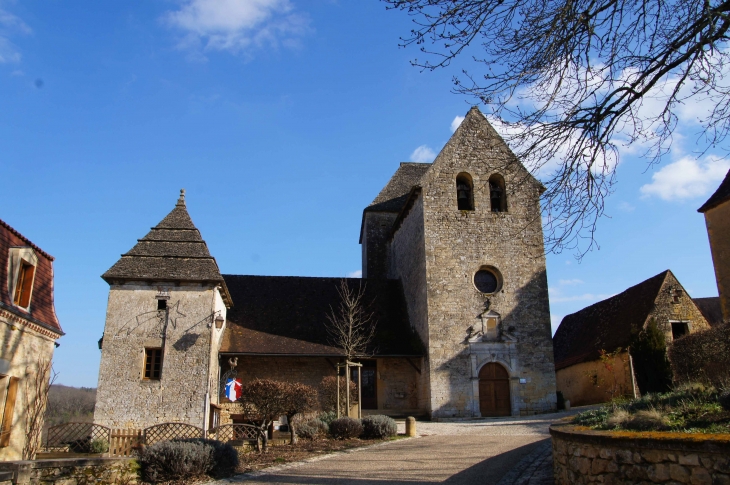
(326, 280), (377, 360)
(281, 383), (318, 445)
(325, 280), (377, 417)
(385, 0), (730, 257)
(238, 379), (287, 452)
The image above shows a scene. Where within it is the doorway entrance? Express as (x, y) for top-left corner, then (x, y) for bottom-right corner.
(353, 360), (377, 409)
(478, 363), (511, 416)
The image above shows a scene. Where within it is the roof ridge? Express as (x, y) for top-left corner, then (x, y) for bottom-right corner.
(0, 218), (54, 261)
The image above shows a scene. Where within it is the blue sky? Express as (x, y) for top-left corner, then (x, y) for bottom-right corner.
(1, 0), (724, 387)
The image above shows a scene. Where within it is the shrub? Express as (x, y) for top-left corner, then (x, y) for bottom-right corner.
(296, 419), (329, 440)
(361, 415), (397, 439)
(138, 440), (215, 483)
(630, 318), (672, 394)
(719, 391), (730, 411)
(669, 324), (730, 387)
(174, 438), (239, 478)
(89, 438), (109, 454)
(623, 410), (670, 431)
(329, 417), (363, 439)
(320, 376), (358, 414)
(318, 411), (337, 425)
(605, 409), (630, 429)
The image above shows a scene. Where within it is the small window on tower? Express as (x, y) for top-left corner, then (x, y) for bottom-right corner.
(489, 174), (507, 212)
(671, 321), (689, 340)
(143, 348), (163, 380)
(157, 299), (167, 311)
(456, 173), (474, 211)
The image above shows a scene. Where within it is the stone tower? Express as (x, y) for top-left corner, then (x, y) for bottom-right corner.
(363, 107), (557, 418)
(94, 190), (231, 429)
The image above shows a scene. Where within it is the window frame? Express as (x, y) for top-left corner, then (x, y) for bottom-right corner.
(7, 247), (38, 311)
(488, 173), (508, 213)
(455, 172), (475, 211)
(143, 348), (164, 380)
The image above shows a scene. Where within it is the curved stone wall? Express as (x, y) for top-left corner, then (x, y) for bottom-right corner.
(550, 423), (730, 485)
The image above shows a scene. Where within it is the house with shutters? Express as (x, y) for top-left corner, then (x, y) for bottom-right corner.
(0, 218), (63, 460)
(93, 107), (558, 429)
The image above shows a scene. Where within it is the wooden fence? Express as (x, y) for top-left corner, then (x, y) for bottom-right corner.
(109, 428), (143, 457)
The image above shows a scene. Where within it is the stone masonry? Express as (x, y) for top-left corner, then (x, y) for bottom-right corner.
(551, 424), (730, 485)
(366, 107), (558, 418)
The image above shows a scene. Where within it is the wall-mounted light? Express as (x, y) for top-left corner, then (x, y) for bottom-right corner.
(215, 315), (225, 329)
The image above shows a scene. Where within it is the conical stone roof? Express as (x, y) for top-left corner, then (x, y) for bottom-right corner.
(102, 191), (231, 304)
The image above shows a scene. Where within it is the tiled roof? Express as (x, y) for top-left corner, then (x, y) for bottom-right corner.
(102, 191), (230, 304)
(0, 218), (62, 334)
(693, 297), (724, 327)
(553, 271), (670, 370)
(220, 275), (424, 356)
(366, 163), (431, 213)
(698, 169), (730, 212)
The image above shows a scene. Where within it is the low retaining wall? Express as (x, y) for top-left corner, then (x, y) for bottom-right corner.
(0, 457), (137, 485)
(550, 423), (730, 485)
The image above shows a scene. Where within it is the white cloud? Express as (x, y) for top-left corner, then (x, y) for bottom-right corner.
(450, 116), (464, 133)
(550, 292), (613, 303)
(618, 201), (636, 212)
(163, 0), (309, 59)
(0, 5), (31, 64)
(640, 155), (730, 201)
(410, 145), (436, 163)
(346, 270), (362, 278)
(558, 278), (584, 286)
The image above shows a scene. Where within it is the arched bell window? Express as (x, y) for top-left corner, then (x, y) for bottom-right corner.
(489, 174), (507, 212)
(456, 173), (474, 211)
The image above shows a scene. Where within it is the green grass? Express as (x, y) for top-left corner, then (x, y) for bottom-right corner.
(573, 385), (730, 434)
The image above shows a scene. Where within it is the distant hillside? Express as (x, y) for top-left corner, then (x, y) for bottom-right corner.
(45, 384), (96, 427)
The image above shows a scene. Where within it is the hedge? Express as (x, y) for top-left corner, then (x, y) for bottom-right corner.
(668, 324), (730, 387)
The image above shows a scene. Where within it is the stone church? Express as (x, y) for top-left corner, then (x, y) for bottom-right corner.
(94, 108), (557, 430)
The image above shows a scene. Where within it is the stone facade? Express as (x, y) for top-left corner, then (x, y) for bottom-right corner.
(556, 351), (636, 407)
(551, 424), (730, 485)
(0, 219), (63, 461)
(367, 108), (558, 418)
(94, 283), (227, 429)
(0, 457), (137, 485)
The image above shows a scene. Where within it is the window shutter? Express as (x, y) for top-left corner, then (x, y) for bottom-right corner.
(18, 264), (35, 308)
(0, 377), (19, 447)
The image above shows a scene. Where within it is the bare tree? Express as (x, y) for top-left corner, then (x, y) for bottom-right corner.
(281, 382), (318, 445)
(385, 0), (730, 257)
(23, 358), (57, 460)
(325, 280), (377, 360)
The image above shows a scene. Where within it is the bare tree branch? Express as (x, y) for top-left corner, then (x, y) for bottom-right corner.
(325, 280), (377, 360)
(385, 0), (730, 257)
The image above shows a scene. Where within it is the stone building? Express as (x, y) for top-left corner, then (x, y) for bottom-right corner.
(553, 270), (711, 406)
(0, 218), (63, 460)
(94, 107), (558, 428)
(698, 168), (730, 324)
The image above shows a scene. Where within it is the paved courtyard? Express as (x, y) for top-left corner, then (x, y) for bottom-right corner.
(212, 411), (580, 485)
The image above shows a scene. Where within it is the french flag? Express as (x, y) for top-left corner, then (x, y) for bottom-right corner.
(225, 378), (242, 401)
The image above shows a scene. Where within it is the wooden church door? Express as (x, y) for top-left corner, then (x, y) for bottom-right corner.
(479, 363), (511, 416)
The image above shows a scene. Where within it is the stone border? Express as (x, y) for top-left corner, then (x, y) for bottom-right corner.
(0, 457), (136, 485)
(550, 424), (730, 485)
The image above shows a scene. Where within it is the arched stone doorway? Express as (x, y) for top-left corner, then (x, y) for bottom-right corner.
(479, 363), (511, 416)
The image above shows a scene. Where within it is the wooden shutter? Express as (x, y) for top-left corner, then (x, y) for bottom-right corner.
(18, 264), (35, 308)
(0, 377), (19, 447)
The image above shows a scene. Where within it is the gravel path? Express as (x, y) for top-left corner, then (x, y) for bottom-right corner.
(211, 410), (588, 485)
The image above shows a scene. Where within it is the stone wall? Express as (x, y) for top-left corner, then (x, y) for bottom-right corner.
(703, 200), (730, 323)
(556, 351), (636, 406)
(651, 272), (711, 342)
(362, 212), (398, 279)
(388, 195), (432, 412)
(399, 108), (556, 417)
(0, 314), (57, 461)
(551, 424), (730, 485)
(219, 356), (426, 418)
(0, 457), (137, 485)
(94, 283), (226, 429)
